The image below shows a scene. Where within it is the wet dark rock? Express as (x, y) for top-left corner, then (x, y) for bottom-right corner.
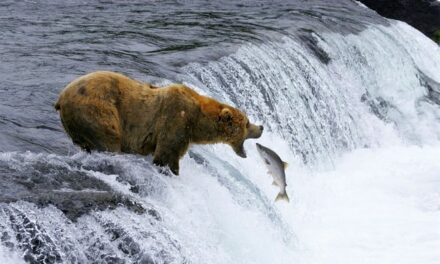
(147, 208), (162, 221)
(298, 29), (331, 64)
(1, 231), (11, 241)
(427, 84), (440, 105)
(188, 150), (206, 165)
(359, 0), (440, 42)
(81, 159), (126, 176)
(0, 155), (146, 221)
(0, 153), (177, 263)
(360, 92), (397, 122)
(4, 241), (15, 249)
(129, 185), (140, 194)
(99, 255), (125, 264)
(7, 207), (62, 264)
(98, 221), (162, 263)
(1, 229), (15, 249)
(138, 254), (155, 264)
(34, 191), (145, 220)
(418, 71), (440, 105)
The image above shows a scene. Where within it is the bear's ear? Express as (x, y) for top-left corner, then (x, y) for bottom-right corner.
(219, 108), (233, 123)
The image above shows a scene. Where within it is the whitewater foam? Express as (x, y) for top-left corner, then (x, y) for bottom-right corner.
(290, 144), (440, 264)
(0, 243), (24, 264)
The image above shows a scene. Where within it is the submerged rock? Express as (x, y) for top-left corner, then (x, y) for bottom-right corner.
(297, 29), (331, 64)
(418, 71), (440, 105)
(0, 152), (186, 263)
(0, 153), (146, 221)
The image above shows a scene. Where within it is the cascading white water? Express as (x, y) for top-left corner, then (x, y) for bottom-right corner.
(169, 20), (440, 263)
(1, 20), (440, 264)
(184, 21), (440, 165)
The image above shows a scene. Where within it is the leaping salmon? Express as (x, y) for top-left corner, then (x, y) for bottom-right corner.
(256, 143), (290, 202)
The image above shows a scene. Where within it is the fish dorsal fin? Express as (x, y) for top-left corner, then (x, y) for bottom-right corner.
(283, 161), (288, 169)
(272, 180), (278, 186)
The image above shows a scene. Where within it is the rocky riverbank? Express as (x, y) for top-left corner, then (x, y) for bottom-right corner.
(359, 0), (440, 43)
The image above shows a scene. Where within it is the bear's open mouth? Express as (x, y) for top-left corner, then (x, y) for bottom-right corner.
(233, 143), (247, 158)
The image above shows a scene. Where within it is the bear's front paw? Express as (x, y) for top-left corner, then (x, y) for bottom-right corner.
(156, 166), (173, 176)
(169, 166), (179, 176)
(153, 158), (179, 176)
(153, 157), (165, 167)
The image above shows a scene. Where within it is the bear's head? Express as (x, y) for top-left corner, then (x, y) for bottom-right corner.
(217, 107), (263, 158)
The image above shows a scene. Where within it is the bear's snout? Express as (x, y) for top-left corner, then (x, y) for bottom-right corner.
(247, 123), (263, 139)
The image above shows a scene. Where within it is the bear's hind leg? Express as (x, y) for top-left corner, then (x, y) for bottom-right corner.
(60, 103), (122, 153)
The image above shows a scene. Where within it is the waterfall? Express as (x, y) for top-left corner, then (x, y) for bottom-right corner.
(183, 21), (440, 165)
(1, 20), (440, 264)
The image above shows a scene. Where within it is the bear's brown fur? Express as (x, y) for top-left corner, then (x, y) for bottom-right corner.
(55, 71), (263, 175)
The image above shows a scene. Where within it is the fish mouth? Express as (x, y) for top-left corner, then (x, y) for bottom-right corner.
(255, 143), (264, 151)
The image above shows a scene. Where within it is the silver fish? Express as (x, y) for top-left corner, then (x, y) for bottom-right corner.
(256, 143), (290, 202)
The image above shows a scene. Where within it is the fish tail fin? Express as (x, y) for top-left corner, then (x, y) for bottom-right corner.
(275, 191), (289, 202)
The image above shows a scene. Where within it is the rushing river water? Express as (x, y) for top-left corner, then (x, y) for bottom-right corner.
(1, 0), (440, 263)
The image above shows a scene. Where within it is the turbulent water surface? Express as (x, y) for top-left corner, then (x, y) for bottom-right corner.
(1, 0), (440, 263)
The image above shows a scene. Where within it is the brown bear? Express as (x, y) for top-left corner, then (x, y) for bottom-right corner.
(55, 71), (263, 175)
